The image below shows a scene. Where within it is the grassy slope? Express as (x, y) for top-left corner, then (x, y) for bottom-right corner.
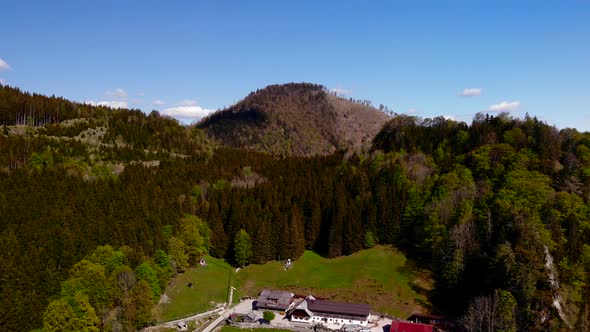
(155, 256), (232, 322)
(158, 246), (432, 321)
(234, 245), (431, 318)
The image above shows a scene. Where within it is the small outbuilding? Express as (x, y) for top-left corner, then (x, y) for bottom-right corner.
(245, 312), (258, 322)
(228, 312), (258, 323)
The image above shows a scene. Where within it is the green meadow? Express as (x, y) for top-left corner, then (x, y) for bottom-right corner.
(154, 256), (232, 322)
(158, 246), (431, 321)
(234, 245), (431, 317)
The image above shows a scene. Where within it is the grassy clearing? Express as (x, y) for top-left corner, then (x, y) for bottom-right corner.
(234, 245), (432, 318)
(160, 246), (432, 320)
(155, 256), (232, 322)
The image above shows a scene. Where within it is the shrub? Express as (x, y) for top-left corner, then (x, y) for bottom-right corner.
(263, 311), (275, 322)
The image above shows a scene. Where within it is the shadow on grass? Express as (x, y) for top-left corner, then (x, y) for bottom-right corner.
(396, 259), (434, 314)
(409, 282), (433, 313)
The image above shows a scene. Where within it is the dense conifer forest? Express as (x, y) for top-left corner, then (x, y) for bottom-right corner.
(0, 84), (589, 331)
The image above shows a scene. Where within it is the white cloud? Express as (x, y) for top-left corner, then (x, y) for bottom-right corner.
(162, 105), (216, 123)
(459, 88), (482, 97)
(0, 78), (5, 85)
(487, 101), (521, 112)
(137, 92), (145, 97)
(86, 100), (129, 109)
(330, 87), (353, 95)
(0, 58), (11, 71)
(153, 100), (165, 106)
(179, 99), (198, 106)
(443, 115), (456, 121)
(84, 88), (132, 108)
(105, 88), (127, 100)
(407, 108), (418, 114)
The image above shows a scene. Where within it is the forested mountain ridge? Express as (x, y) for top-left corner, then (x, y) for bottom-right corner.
(0, 85), (215, 176)
(0, 84), (589, 331)
(198, 83), (390, 156)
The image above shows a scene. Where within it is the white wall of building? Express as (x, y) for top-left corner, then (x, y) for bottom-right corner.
(309, 315), (368, 326)
(292, 316), (311, 323)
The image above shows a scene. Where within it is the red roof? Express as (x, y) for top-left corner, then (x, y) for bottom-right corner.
(391, 321), (435, 332)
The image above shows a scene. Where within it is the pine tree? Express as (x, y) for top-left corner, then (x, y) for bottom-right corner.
(234, 229), (252, 267)
(305, 202), (322, 249)
(364, 231), (376, 248)
(252, 218), (272, 263)
(283, 206), (305, 260)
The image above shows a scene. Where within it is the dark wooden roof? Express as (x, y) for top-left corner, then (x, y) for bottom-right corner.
(307, 300), (371, 317)
(260, 289), (293, 299)
(256, 289), (294, 310)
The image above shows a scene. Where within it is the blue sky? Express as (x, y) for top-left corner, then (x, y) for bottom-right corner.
(1, 1), (589, 130)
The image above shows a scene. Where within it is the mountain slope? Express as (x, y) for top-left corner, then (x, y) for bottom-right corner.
(197, 83), (389, 156)
(2, 84), (590, 331)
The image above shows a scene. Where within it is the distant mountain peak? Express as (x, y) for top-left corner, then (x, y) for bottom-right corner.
(198, 83), (389, 156)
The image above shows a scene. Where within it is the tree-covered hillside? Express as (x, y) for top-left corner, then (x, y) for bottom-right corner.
(198, 83), (389, 156)
(374, 113), (590, 330)
(0, 86), (589, 331)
